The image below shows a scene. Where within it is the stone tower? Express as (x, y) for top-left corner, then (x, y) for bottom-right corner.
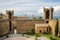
(43, 7), (54, 23)
(6, 10), (14, 31)
(6, 10), (14, 19)
(0, 12), (3, 19)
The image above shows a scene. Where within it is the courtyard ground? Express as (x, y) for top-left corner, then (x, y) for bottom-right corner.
(0, 34), (60, 40)
(0, 34), (49, 40)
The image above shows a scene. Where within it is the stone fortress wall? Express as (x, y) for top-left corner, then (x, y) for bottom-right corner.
(49, 20), (57, 35)
(0, 21), (9, 36)
(0, 7), (60, 36)
(0, 20), (45, 36)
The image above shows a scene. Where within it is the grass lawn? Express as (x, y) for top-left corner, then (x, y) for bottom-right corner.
(41, 34), (52, 39)
(41, 34), (60, 40)
(27, 33), (60, 40)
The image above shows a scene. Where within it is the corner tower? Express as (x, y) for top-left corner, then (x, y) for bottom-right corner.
(6, 10), (14, 31)
(43, 7), (54, 20)
(6, 10), (14, 19)
(43, 7), (54, 23)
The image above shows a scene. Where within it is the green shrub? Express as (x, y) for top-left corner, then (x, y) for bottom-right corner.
(34, 34), (41, 37)
(50, 36), (56, 40)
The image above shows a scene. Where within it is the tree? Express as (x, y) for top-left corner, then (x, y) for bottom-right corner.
(33, 17), (36, 20)
(32, 15), (36, 20)
(55, 19), (58, 36)
(39, 16), (42, 19)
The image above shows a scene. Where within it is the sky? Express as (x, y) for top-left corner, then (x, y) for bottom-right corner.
(0, 0), (60, 18)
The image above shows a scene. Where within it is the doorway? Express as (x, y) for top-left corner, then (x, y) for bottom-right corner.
(39, 30), (42, 33)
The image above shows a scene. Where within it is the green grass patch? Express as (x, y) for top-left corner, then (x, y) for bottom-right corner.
(41, 34), (60, 40)
(26, 33), (60, 40)
(41, 34), (52, 38)
(26, 33), (41, 37)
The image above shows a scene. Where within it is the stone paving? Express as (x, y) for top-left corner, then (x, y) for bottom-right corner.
(8, 34), (22, 38)
(4, 34), (35, 40)
(4, 37), (35, 40)
(0, 34), (49, 40)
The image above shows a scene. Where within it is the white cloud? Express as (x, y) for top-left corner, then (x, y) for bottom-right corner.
(0, 0), (60, 17)
(38, 8), (43, 13)
(38, 6), (60, 14)
(54, 6), (60, 12)
(37, 7), (50, 13)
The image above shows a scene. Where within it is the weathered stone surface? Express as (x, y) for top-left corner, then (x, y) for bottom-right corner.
(0, 21), (9, 36)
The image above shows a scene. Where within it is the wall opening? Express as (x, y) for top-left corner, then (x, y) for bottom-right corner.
(39, 30), (41, 33)
(46, 21), (49, 23)
(9, 12), (12, 31)
(46, 10), (49, 19)
(9, 12), (11, 19)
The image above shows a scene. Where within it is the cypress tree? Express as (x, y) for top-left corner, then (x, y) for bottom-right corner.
(55, 19), (58, 36)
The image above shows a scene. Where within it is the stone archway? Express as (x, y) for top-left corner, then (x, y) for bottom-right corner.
(13, 27), (17, 34)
